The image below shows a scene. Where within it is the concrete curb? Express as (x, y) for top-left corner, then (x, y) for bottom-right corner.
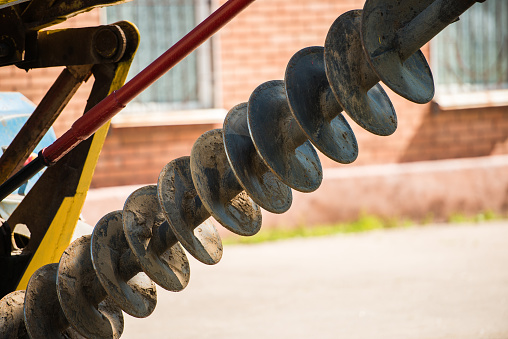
(82, 155), (508, 229)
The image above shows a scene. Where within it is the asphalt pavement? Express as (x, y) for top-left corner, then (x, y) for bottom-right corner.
(120, 221), (508, 339)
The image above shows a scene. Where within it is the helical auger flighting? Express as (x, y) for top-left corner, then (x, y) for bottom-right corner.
(0, 0), (484, 337)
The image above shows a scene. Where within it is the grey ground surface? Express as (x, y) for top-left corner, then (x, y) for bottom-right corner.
(122, 222), (508, 339)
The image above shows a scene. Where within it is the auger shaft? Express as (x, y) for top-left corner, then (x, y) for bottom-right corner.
(359, 55), (380, 91)
(287, 118), (310, 151)
(398, 0), (478, 61)
(148, 221), (180, 257)
(117, 250), (142, 286)
(181, 195), (210, 228)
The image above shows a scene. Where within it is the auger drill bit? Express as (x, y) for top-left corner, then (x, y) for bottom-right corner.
(164, 103), (297, 242)
(27, 187), (195, 338)
(324, 0), (483, 138)
(91, 212), (158, 318)
(0, 1), (488, 338)
(122, 186), (192, 290)
(59, 187), (193, 338)
(1, 181), (215, 339)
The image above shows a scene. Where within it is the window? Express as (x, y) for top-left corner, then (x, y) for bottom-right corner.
(431, 0), (508, 108)
(105, 0), (215, 115)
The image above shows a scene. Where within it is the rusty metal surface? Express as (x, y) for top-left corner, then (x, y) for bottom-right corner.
(325, 10), (397, 136)
(57, 236), (124, 339)
(91, 211), (157, 318)
(285, 46), (358, 164)
(190, 129), (262, 236)
(223, 103), (292, 214)
(24, 263), (85, 338)
(248, 80), (323, 192)
(158, 157), (223, 265)
(123, 185), (190, 292)
(0, 290), (28, 339)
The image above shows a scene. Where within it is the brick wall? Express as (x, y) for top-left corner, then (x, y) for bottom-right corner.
(94, 0), (373, 187)
(400, 105), (508, 162)
(1, 1), (507, 190)
(92, 123), (221, 187)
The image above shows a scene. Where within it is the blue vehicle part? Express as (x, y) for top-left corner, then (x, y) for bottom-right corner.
(0, 92), (57, 194)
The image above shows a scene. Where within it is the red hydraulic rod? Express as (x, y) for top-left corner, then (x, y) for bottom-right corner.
(43, 0), (256, 165)
(0, 0), (255, 202)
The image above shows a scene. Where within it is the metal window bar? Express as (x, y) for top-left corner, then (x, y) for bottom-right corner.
(432, 0), (508, 94)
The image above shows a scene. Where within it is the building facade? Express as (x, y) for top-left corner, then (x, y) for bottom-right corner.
(1, 0), (507, 226)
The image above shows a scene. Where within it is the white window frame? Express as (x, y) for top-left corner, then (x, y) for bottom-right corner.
(431, 0), (508, 110)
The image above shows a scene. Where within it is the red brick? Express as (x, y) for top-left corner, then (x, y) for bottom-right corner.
(1, 1), (508, 189)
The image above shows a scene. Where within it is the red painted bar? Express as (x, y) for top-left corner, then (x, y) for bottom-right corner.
(42, 0), (256, 165)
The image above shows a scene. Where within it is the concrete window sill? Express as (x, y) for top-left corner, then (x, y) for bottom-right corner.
(111, 108), (227, 127)
(433, 89), (508, 111)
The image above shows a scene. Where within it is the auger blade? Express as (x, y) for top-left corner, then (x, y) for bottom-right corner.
(158, 157), (223, 265)
(123, 186), (191, 292)
(191, 129), (262, 236)
(248, 80), (323, 193)
(325, 10), (397, 136)
(24, 264), (85, 339)
(92, 211), (158, 318)
(285, 46), (358, 164)
(57, 236), (124, 339)
(0, 290), (29, 339)
(223, 103), (293, 214)
(362, 0), (435, 104)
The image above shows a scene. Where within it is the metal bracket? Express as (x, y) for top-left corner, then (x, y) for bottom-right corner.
(18, 24), (127, 70)
(7, 20), (139, 296)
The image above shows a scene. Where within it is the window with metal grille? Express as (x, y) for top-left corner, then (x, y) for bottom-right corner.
(431, 0), (508, 107)
(105, 0), (214, 114)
